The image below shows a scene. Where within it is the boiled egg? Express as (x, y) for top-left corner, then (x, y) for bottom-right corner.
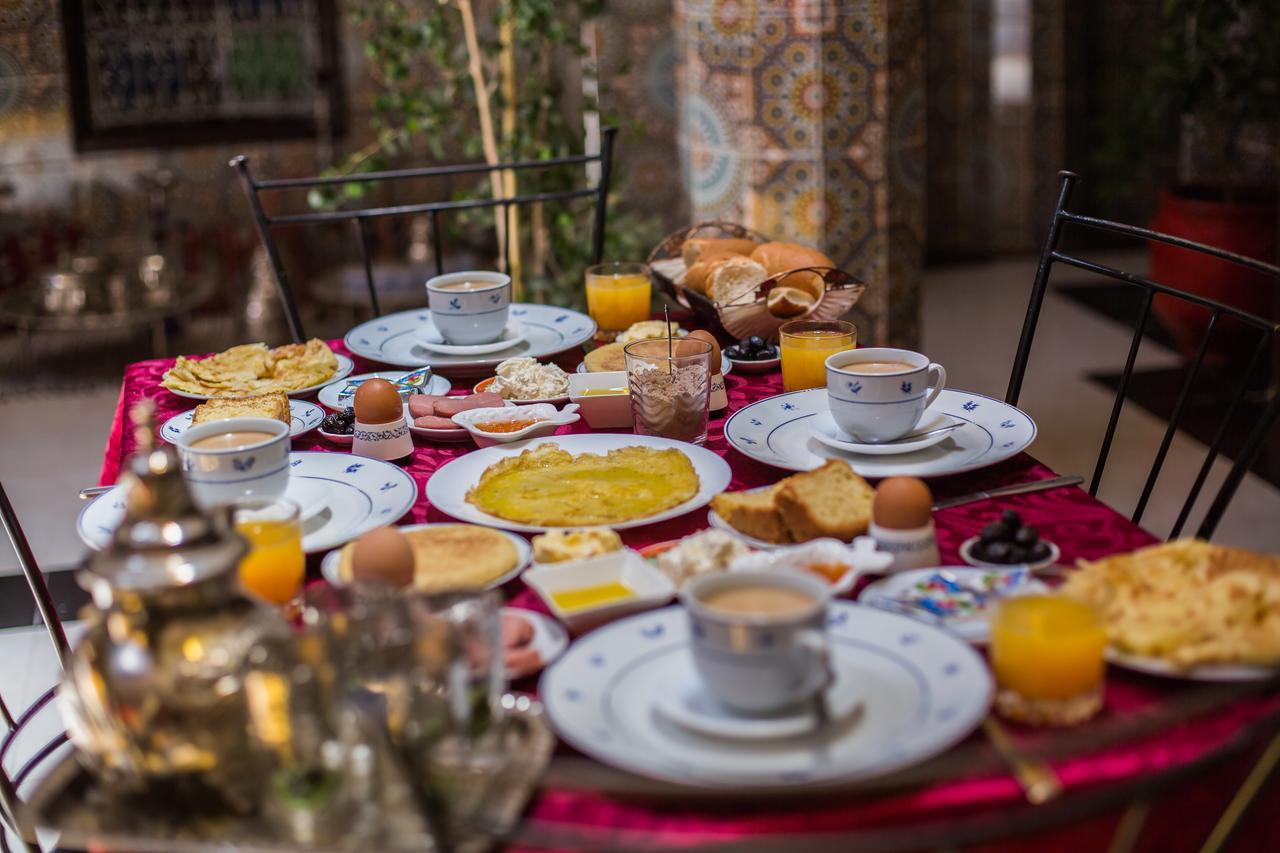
(873, 477), (934, 530)
(350, 526), (415, 588)
(354, 378), (404, 425)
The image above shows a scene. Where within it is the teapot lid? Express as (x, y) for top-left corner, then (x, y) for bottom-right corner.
(80, 402), (248, 595)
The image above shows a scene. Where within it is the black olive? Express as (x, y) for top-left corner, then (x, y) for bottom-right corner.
(1005, 545), (1029, 564)
(1001, 509), (1022, 527)
(979, 522), (1006, 543)
(1029, 541), (1051, 562)
(982, 541), (1012, 563)
(746, 335), (766, 349)
(1014, 525), (1039, 546)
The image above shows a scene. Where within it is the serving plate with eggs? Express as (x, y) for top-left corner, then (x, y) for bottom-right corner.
(426, 434), (732, 533)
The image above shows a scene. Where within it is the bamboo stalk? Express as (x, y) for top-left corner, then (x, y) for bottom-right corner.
(498, 0), (523, 298)
(455, 0), (508, 276)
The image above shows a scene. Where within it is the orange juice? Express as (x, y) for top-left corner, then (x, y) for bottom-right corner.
(990, 595), (1106, 725)
(780, 321), (856, 391)
(586, 263), (652, 333)
(236, 514), (304, 606)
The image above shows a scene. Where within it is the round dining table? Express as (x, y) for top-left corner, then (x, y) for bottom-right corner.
(97, 339), (1280, 853)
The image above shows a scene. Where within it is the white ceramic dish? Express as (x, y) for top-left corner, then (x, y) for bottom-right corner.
(317, 370), (452, 411)
(725, 353), (780, 374)
(728, 537), (894, 595)
(160, 399), (325, 443)
(723, 388), (1036, 477)
(567, 370), (631, 429)
(1104, 649), (1279, 683)
(810, 410), (960, 456)
(653, 655), (862, 742)
(540, 603), (992, 788)
(166, 355), (355, 401)
(319, 522), (532, 590)
(406, 399), (516, 442)
(317, 428), (354, 446)
(503, 607), (569, 680)
(418, 321), (526, 355)
(426, 434), (734, 533)
(958, 536), (1060, 572)
(858, 566), (1049, 643)
(472, 375), (570, 406)
(450, 404), (580, 448)
(80, 451), (416, 554)
(344, 304), (596, 375)
(523, 549), (676, 633)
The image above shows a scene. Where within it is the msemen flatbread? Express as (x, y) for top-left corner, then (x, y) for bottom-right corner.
(1062, 539), (1280, 669)
(162, 339), (338, 397)
(466, 443), (700, 526)
(338, 524), (520, 591)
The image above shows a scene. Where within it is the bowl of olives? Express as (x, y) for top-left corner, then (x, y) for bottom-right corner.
(960, 510), (1060, 570)
(319, 407), (356, 446)
(723, 335), (781, 373)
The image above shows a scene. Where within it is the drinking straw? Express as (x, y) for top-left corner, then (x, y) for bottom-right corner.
(664, 304), (673, 375)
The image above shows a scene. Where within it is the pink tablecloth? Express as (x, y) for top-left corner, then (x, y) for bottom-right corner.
(98, 341), (1280, 851)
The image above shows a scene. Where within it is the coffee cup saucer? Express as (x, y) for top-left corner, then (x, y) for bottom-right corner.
(417, 321), (526, 356)
(653, 655), (862, 742)
(811, 409), (957, 456)
(283, 477), (331, 523)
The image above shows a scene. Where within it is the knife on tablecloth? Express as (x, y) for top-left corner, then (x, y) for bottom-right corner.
(932, 474), (1084, 511)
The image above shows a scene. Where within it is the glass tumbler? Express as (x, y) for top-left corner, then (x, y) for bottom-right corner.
(624, 337), (713, 444)
(585, 262), (652, 339)
(232, 496), (305, 606)
(779, 319), (857, 392)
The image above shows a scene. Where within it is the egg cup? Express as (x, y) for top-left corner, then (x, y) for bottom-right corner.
(352, 417), (414, 460)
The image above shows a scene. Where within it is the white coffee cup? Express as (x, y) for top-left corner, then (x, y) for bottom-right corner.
(681, 570), (832, 714)
(425, 270), (512, 345)
(176, 417), (291, 509)
(825, 347), (947, 443)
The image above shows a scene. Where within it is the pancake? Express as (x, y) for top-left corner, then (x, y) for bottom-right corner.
(466, 443), (700, 526)
(583, 342), (626, 373)
(162, 338), (338, 397)
(338, 524), (520, 591)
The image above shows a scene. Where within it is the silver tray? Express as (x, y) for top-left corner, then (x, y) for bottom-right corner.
(21, 700), (553, 853)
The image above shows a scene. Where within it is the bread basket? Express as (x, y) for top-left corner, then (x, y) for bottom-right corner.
(647, 221), (867, 341)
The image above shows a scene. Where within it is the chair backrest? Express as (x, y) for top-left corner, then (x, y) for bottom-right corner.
(0, 483), (72, 852)
(1008, 171), (1280, 540)
(232, 126), (618, 342)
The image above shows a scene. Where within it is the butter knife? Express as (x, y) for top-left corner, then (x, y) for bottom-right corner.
(932, 474), (1083, 511)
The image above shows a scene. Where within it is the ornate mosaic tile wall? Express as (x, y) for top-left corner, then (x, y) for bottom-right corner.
(673, 0), (924, 347)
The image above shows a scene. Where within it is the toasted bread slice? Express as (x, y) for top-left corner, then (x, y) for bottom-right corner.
(710, 484), (791, 544)
(775, 460), (874, 542)
(192, 392), (290, 426)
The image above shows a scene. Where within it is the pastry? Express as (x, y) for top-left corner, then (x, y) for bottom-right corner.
(766, 286), (817, 318)
(775, 460), (875, 542)
(681, 237), (761, 267)
(710, 484), (790, 544)
(191, 392), (290, 425)
(749, 242), (835, 298)
(707, 256), (768, 306)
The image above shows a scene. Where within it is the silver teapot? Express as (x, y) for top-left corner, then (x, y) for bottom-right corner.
(59, 404), (295, 813)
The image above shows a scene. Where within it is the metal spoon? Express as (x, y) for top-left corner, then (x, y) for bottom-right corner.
(845, 420), (964, 446)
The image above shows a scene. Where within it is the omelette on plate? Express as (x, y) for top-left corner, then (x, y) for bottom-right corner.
(162, 339), (338, 397)
(466, 444), (700, 526)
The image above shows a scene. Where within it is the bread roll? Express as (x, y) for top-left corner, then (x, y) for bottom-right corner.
(766, 286), (817, 318)
(749, 242), (834, 297)
(707, 256), (768, 306)
(682, 237), (761, 267)
(684, 252), (738, 294)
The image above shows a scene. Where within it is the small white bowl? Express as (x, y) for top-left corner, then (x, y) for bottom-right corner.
(726, 350), (780, 374)
(317, 428), (354, 446)
(522, 549), (675, 633)
(959, 536), (1060, 571)
(729, 536), (893, 595)
(567, 370), (632, 429)
(450, 403), (580, 448)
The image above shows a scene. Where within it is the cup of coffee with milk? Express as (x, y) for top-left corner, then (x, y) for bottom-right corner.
(425, 270), (512, 345)
(176, 417), (291, 509)
(681, 570), (832, 714)
(825, 348), (947, 443)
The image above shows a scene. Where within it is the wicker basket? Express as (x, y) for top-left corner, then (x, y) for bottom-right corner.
(646, 221), (866, 341)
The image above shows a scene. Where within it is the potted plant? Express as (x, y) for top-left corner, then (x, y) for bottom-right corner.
(1097, 0), (1278, 360)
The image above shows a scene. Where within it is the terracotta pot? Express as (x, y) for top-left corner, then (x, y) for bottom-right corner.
(1149, 187), (1278, 363)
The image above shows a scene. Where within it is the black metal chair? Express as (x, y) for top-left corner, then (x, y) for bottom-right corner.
(0, 483), (72, 853)
(1008, 170), (1280, 540)
(232, 127), (618, 343)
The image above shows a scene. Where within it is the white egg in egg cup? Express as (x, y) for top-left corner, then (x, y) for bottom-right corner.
(352, 416), (414, 460)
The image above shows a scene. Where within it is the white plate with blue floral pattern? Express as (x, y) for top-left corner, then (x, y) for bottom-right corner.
(78, 451), (417, 555)
(344, 304), (596, 375)
(723, 389), (1036, 478)
(160, 399), (327, 444)
(541, 602), (992, 788)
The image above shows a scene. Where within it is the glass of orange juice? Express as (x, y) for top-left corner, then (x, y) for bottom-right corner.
(232, 497), (305, 607)
(586, 262), (652, 337)
(779, 319), (857, 391)
(990, 595), (1107, 726)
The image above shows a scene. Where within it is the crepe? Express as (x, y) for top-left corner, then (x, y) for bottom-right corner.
(583, 342), (626, 373)
(1062, 539), (1280, 669)
(466, 444), (700, 526)
(162, 339), (339, 397)
(337, 524), (520, 592)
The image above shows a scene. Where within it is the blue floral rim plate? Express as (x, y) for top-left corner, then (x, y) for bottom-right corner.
(160, 399), (326, 444)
